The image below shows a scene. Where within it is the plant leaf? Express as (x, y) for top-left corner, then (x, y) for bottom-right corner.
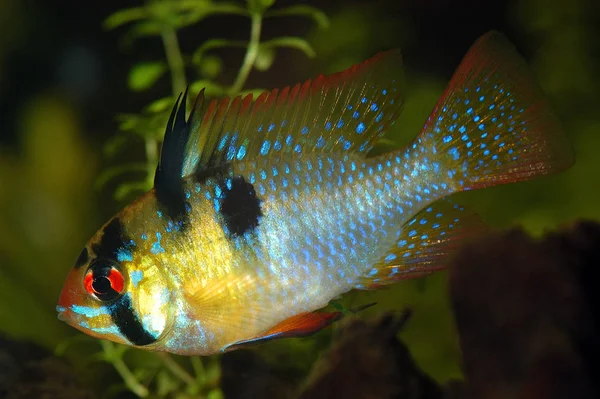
(254, 46), (275, 71)
(103, 7), (147, 30)
(95, 164), (148, 190)
(192, 39), (248, 66)
(265, 5), (329, 29)
(189, 80), (226, 97)
(260, 36), (316, 58)
(128, 61), (167, 91)
(145, 97), (175, 113)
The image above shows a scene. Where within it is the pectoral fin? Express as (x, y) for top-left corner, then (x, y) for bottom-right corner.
(221, 311), (342, 352)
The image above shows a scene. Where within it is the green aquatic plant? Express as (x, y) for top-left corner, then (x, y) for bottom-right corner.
(70, 0), (328, 397)
(98, 0), (327, 201)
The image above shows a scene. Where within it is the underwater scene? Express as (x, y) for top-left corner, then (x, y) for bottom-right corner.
(1, 0), (599, 398)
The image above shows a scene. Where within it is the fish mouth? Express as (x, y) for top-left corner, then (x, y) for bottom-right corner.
(56, 305), (70, 323)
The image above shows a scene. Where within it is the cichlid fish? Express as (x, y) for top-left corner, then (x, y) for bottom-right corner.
(57, 32), (573, 355)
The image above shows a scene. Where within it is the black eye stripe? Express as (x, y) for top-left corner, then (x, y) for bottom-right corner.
(109, 295), (157, 346)
(74, 247), (89, 269)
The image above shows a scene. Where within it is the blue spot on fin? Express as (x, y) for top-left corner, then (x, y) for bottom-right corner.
(180, 50), (406, 173)
(415, 32), (572, 193)
(354, 199), (486, 290)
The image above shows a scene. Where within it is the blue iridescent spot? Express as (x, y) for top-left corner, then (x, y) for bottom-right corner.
(316, 136), (326, 148)
(325, 122), (332, 131)
(489, 104), (496, 110)
(286, 135), (293, 146)
(151, 232), (165, 255)
(336, 119), (345, 129)
(218, 135), (229, 151)
(268, 123), (275, 132)
(466, 107), (473, 114)
(356, 122), (366, 134)
(141, 234), (148, 240)
(236, 145), (246, 160)
(459, 126), (466, 134)
(361, 97), (367, 103)
(382, 89), (387, 95)
(449, 148), (459, 161)
(353, 111), (360, 119)
(258, 125), (263, 132)
(260, 140), (270, 155)
(294, 144), (302, 153)
(478, 124), (485, 131)
(130, 270), (143, 288)
(301, 126), (309, 135)
(343, 141), (352, 150)
(370, 103), (379, 112)
(408, 230), (416, 237)
(375, 112), (384, 123)
(461, 134), (468, 141)
(385, 253), (397, 262)
(347, 104), (353, 110)
(274, 140), (282, 151)
(116, 248), (133, 262)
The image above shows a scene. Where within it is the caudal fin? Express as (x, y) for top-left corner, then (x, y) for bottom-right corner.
(418, 31), (573, 191)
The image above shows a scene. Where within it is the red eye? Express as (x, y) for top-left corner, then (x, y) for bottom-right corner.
(84, 261), (125, 302)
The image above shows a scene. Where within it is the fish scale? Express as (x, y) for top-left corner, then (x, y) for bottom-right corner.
(57, 31), (573, 356)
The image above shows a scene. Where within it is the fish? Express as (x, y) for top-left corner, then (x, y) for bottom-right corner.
(57, 31), (573, 356)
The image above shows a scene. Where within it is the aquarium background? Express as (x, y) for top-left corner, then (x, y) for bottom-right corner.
(1, 0), (598, 397)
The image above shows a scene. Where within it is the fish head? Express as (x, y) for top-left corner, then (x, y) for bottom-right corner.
(57, 214), (176, 349)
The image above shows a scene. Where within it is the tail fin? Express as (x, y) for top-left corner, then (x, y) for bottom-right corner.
(418, 31), (573, 191)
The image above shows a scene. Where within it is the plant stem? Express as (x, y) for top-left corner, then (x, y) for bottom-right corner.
(161, 26), (187, 96)
(157, 352), (197, 388)
(190, 356), (206, 384)
(144, 137), (158, 190)
(101, 342), (149, 397)
(228, 12), (263, 96)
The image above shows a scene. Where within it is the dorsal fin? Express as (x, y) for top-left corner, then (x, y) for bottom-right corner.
(154, 88), (193, 220)
(159, 50), (405, 179)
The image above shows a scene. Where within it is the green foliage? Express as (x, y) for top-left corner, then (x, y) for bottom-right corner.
(129, 62), (168, 91)
(100, 0), (329, 202)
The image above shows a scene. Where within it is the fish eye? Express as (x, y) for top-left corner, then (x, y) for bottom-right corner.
(84, 260), (125, 302)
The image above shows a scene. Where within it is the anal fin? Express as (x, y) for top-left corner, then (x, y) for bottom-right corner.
(357, 200), (487, 289)
(221, 311), (342, 352)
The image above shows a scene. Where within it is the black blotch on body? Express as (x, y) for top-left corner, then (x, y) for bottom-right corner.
(154, 89), (192, 226)
(92, 217), (127, 260)
(218, 175), (263, 237)
(109, 295), (157, 346)
(74, 247), (89, 269)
